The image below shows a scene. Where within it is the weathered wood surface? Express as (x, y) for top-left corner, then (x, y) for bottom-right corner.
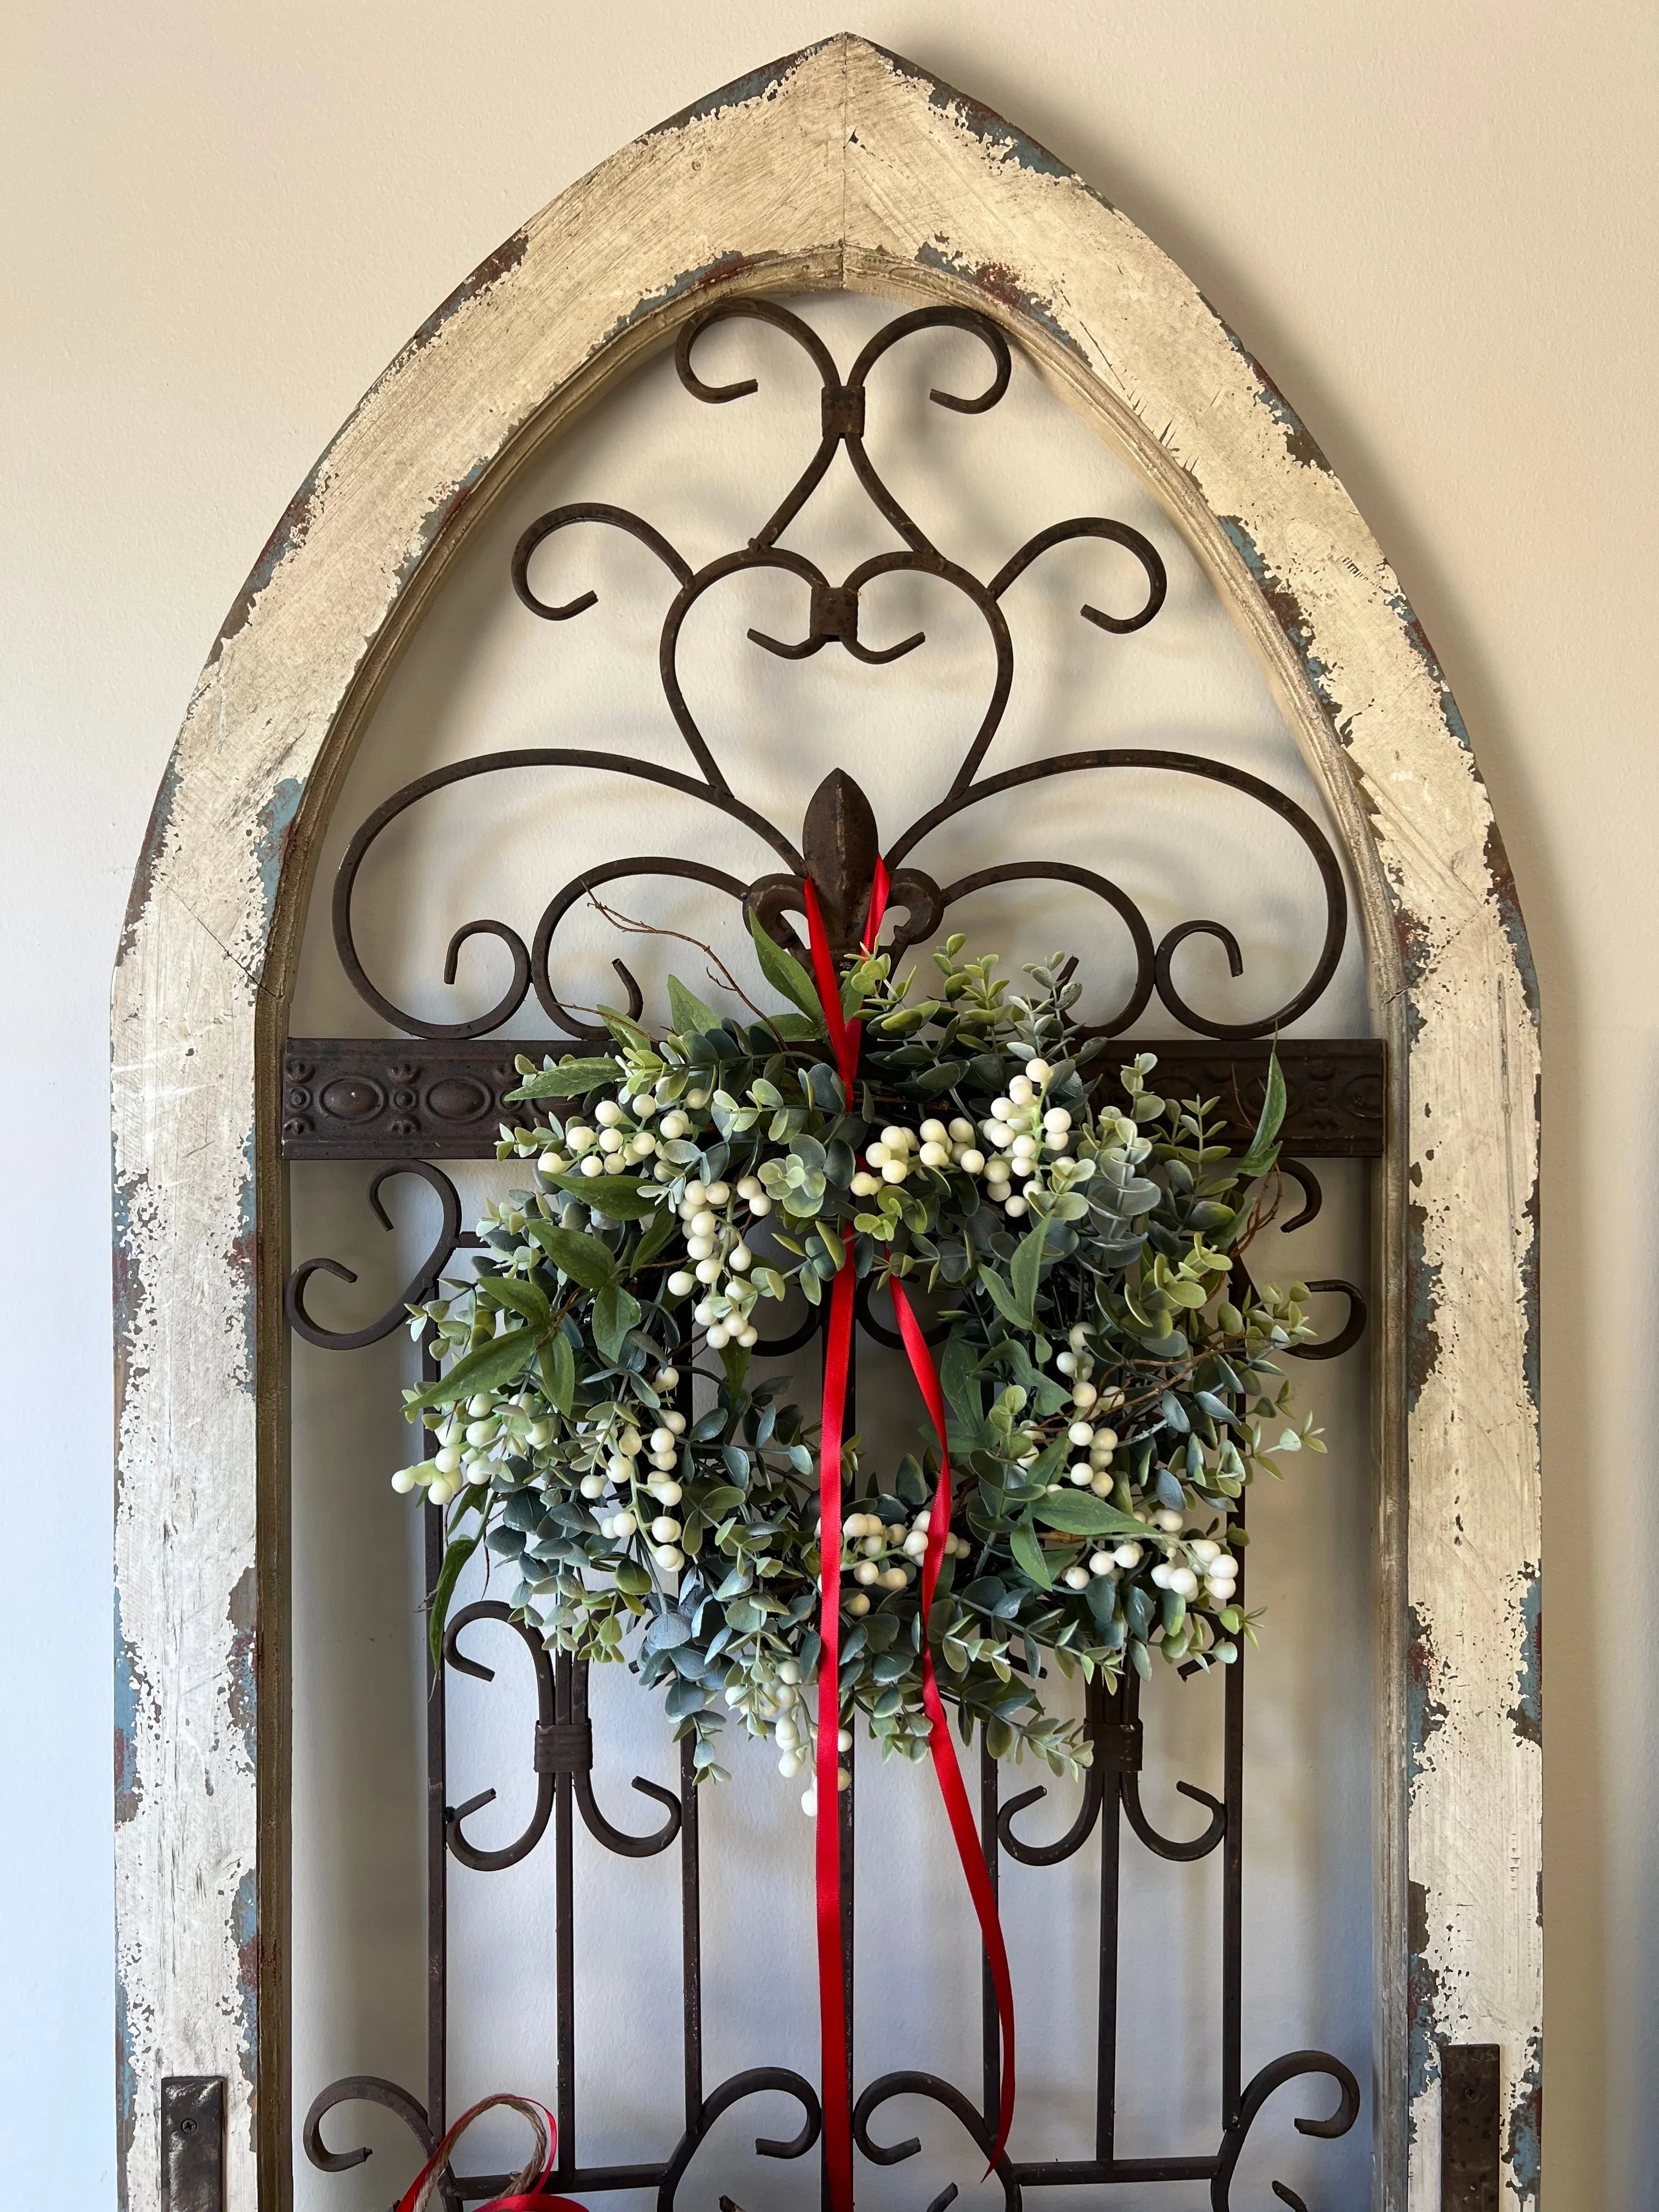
(114, 35), (1539, 2209)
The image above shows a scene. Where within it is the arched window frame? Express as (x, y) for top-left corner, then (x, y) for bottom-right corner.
(112, 38), (1541, 2211)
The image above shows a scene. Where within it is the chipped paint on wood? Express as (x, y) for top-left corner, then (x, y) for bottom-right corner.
(115, 35), (1539, 2210)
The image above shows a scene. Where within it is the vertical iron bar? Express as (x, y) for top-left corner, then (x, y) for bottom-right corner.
(681, 1708), (703, 2133)
(421, 1330), (447, 2145)
(980, 1736), (1000, 2135)
(1222, 1506), (1246, 2127)
(676, 1357), (703, 2141)
(1094, 1675), (1121, 2164)
(555, 1656), (577, 2175)
(840, 1731), (856, 2158)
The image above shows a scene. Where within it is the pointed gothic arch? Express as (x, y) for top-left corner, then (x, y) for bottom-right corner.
(114, 36), (1539, 2210)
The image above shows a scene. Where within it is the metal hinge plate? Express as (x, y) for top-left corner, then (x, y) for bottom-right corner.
(161, 2076), (225, 2212)
(1440, 2044), (1500, 2211)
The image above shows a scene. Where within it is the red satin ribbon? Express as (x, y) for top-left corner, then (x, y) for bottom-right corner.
(395, 2096), (583, 2212)
(889, 1278), (1017, 2171)
(803, 860), (887, 2212)
(815, 1245), (857, 2212)
(802, 859), (1015, 2209)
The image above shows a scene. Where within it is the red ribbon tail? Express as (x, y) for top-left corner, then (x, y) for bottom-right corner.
(864, 857), (891, 952)
(889, 1280), (1018, 2174)
(817, 1252), (858, 2212)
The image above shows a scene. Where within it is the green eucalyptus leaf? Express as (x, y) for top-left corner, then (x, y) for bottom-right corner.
(545, 1173), (662, 1222)
(1031, 1493), (1147, 1538)
(667, 974), (724, 1037)
(939, 1333), (981, 1427)
(478, 1276), (552, 1329)
(1009, 1217), (1047, 1325)
(595, 1005), (653, 1052)
(506, 1056), (623, 1100)
(1009, 1522), (1053, 1589)
(593, 1284), (642, 1363)
(407, 1326), (541, 1409)
(538, 1330), (576, 1416)
(1236, 1045), (1286, 1181)
(978, 1272), (1025, 1331)
(748, 909), (825, 1025)
(524, 1219), (618, 1286)
(429, 1527), (482, 1673)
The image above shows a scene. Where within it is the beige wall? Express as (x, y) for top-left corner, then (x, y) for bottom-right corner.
(4, 4), (1652, 2204)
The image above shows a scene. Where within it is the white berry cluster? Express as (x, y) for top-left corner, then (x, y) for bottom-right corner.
(532, 1085), (710, 1184)
(973, 1057), (1094, 1220)
(849, 1115), (980, 1192)
(391, 1384), (557, 1508)
(839, 1504), (971, 1609)
(663, 1176), (766, 1351)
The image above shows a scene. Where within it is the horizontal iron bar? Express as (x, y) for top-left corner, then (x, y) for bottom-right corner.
(450, 2164), (668, 2198)
(454, 2154), (1224, 2199)
(1012, 2155), (1218, 2184)
(280, 1036), (1384, 1161)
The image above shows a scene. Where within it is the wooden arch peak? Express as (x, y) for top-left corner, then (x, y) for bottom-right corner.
(113, 35), (1541, 2212)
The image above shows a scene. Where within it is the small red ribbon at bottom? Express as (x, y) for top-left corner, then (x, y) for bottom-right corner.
(803, 860), (1017, 2211)
(396, 2095), (583, 2212)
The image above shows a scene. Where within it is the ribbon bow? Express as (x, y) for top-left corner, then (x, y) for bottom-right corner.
(396, 2095), (580, 2212)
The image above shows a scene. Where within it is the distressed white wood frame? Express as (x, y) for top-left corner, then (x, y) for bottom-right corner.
(112, 35), (1541, 2212)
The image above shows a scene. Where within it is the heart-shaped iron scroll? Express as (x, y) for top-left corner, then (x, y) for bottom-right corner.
(330, 297), (1346, 1046)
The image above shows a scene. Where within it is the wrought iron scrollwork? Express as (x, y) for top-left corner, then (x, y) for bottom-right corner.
(560, 1653), (681, 1858)
(1209, 2050), (1361, 2212)
(999, 1674), (1228, 1868)
(302, 2076), (458, 2212)
(853, 2072), (1022, 2212)
(294, 295), (1372, 2212)
(443, 1601), (557, 1872)
(284, 1160), (462, 1350)
(655, 2068), (823, 2212)
(1223, 1159), (1369, 1363)
(330, 295), (1346, 1046)
(1120, 1768), (1229, 1864)
(1287, 1280), (1368, 1363)
(997, 1756), (1106, 1867)
(444, 1606), (681, 1869)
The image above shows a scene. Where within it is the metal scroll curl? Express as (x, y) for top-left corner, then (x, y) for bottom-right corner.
(444, 1606), (680, 1869)
(284, 1160), (463, 1351)
(443, 1601), (557, 1872)
(1226, 1161), (1370, 1362)
(302, 2077), (459, 2211)
(655, 2068), (823, 2212)
(853, 2071), (1022, 2212)
(998, 1760), (1106, 1868)
(326, 294), (1347, 1045)
(1210, 2049), (1361, 2212)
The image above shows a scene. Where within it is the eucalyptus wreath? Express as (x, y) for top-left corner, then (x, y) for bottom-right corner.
(394, 916), (1323, 1802)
